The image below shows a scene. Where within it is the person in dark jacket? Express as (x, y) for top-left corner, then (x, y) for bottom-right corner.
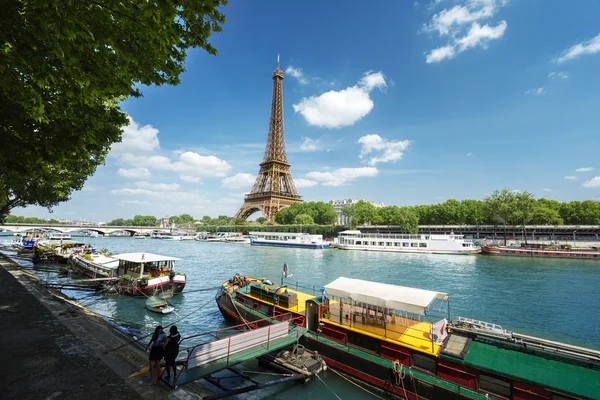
(164, 325), (181, 380)
(146, 325), (166, 384)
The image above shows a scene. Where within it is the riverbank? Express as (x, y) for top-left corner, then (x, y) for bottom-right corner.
(0, 253), (210, 400)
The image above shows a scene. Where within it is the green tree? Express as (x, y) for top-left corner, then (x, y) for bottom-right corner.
(179, 214), (195, 224)
(511, 192), (535, 243)
(169, 216), (181, 225)
(532, 207), (563, 225)
(312, 202), (338, 225)
(353, 200), (377, 225)
(294, 214), (314, 225)
(484, 189), (517, 245)
(256, 217), (267, 224)
(0, 0), (228, 223)
(460, 200), (485, 225)
(108, 218), (126, 226)
(341, 205), (355, 226)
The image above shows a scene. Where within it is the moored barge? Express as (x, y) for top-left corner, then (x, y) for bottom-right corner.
(216, 273), (600, 400)
(482, 244), (600, 260)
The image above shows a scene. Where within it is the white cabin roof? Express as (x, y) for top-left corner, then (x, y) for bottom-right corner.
(339, 230), (362, 235)
(324, 277), (447, 315)
(113, 253), (181, 263)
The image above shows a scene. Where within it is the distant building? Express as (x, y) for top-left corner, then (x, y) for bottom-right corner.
(329, 199), (385, 226)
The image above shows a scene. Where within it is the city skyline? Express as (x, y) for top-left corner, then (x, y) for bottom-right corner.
(15, 0), (600, 221)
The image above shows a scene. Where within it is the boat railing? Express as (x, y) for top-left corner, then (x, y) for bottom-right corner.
(179, 313), (304, 353)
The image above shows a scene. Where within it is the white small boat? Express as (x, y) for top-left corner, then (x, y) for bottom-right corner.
(145, 296), (175, 314)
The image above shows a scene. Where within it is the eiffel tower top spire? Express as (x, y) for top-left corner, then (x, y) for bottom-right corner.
(262, 56), (288, 166)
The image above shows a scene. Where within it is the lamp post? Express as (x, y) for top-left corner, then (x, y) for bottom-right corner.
(476, 218), (479, 239)
(573, 230), (576, 247)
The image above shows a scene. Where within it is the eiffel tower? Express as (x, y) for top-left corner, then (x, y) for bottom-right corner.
(234, 57), (302, 222)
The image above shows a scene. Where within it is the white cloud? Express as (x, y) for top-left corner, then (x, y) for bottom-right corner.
(171, 152), (231, 177)
(221, 173), (256, 188)
(423, 0), (507, 63)
(576, 167), (595, 172)
(556, 33), (600, 63)
(542, 188), (552, 192)
(180, 175), (203, 183)
(564, 176), (578, 180)
(548, 71), (569, 79)
(306, 167), (379, 186)
(117, 167), (151, 179)
(426, 45), (456, 63)
(583, 176), (600, 188)
(117, 200), (151, 206)
(294, 178), (319, 188)
(358, 134), (411, 166)
(110, 116), (160, 155)
(424, 0), (498, 36)
(134, 181), (180, 191)
(455, 21), (507, 51)
(292, 71), (386, 128)
(525, 87), (546, 95)
(119, 151), (231, 178)
(467, 152), (472, 156)
(300, 137), (321, 152)
(285, 66), (309, 85)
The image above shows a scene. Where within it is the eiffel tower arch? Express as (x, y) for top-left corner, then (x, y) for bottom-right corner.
(234, 58), (302, 222)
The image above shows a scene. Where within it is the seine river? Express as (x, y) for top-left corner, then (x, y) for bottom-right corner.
(6, 237), (600, 398)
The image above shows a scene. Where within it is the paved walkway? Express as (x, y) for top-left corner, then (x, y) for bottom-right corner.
(0, 254), (211, 400)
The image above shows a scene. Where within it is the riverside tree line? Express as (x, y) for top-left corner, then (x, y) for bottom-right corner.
(7, 190), (600, 232)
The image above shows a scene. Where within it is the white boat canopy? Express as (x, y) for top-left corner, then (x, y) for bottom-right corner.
(113, 253), (181, 263)
(324, 277), (448, 315)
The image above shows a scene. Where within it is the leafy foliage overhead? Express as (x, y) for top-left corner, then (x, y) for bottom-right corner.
(0, 0), (227, 223)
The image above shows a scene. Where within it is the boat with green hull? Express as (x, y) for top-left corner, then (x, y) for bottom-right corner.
(216, 273), (600, 400)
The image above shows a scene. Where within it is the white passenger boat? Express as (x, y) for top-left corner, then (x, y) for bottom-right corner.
(250, 232), (330, 249)
(336, 230), (479, 255)
(48, 232), (72, 241)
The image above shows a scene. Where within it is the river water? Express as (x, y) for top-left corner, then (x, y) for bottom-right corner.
(5, 237), (600, 398)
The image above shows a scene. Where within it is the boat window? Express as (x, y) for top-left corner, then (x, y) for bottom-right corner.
(479, 374), (511, 398)
(355, 241), (361, 245)
(379, 242), (385, 246)
(371, 242), (377, 246)
(419, 243), (427, 248)
(386, 242), (393, 246)
(425, 236), (429, 240)
(412, 353), (436, 374)
(411, 243), (418, 247)
(394, 242), (400, 246)
(403, 242), (409, 247)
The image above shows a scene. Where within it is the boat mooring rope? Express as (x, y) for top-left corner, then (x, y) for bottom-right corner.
(328, 367), (386, 400)
(315, 372), (343, 400)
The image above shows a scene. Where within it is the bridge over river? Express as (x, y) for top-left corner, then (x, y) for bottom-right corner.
(0, 223), (158, 236)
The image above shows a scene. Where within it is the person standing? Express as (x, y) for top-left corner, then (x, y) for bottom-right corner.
(164, 326), (181, 380)
(146, 325), (166, 384)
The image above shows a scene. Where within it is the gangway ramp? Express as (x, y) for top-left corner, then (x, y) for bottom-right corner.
(169, 318), (306, 388)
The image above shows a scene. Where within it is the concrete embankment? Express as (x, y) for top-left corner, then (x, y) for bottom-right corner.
(0, 253), (206, 400)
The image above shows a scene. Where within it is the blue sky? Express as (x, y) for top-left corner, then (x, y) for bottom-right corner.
(19, 0), (600, 222)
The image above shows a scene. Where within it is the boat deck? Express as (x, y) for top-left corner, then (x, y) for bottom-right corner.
(325, 305), (440, 356)
(446, 340), (600, 399)
(241, 288), (313, 315)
